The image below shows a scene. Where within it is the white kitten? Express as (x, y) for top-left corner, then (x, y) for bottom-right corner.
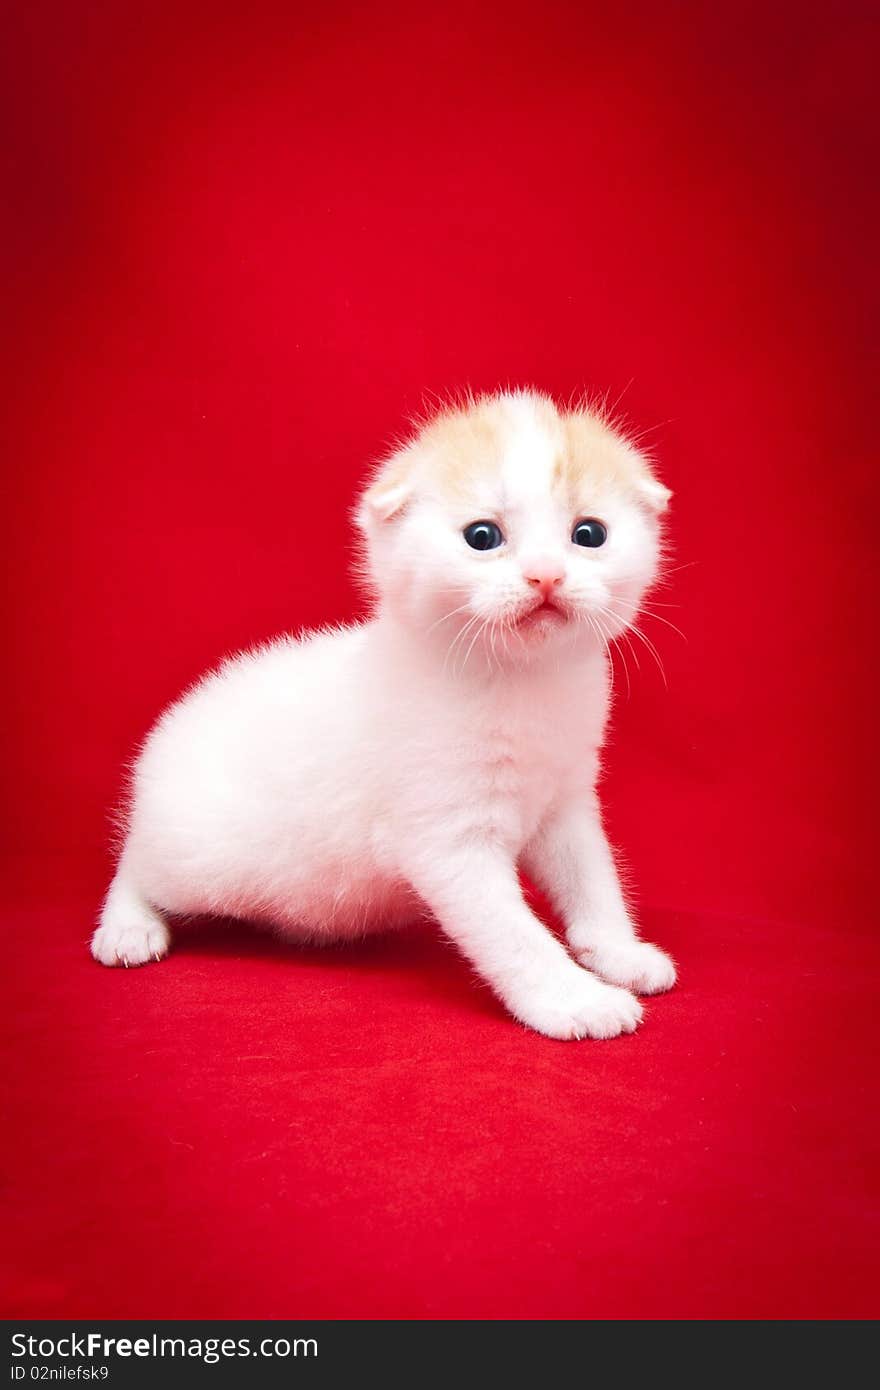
(93, 389), (677, 1039)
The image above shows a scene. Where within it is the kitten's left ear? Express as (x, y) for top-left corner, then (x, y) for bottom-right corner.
(358, 451), (413, 524)
(636, 475), (672, 514)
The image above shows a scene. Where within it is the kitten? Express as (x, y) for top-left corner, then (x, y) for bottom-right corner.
(92, 389), (676, 1039)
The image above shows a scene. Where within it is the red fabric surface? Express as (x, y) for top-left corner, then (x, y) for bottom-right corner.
(3, 1), (878, 1319)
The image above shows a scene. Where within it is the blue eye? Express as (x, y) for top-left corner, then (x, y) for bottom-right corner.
(463, 520), (504, 551)
(572, 518), (607, 548)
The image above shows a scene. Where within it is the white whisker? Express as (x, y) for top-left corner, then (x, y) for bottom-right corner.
(621, 620), (668, 688)
(443, 611), (481, 677)
(425, 600), (474, 638)
(612, 594), (687, 642)
(459, 615), (489, 675)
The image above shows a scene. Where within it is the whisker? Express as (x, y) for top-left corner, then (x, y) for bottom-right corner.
(590, 607), (628, 697)
(424, 600), (474, 637)
(658, 560), (699, 577)
(443, 612), (481, 676)
(617, 626), (640, 681)
(597, 610), (631, 699)
(640, 610), (687, 642)
(486, 619), (495, 671)
(612, 595), (687, 642)
(592, 602), (669, 690)
(622, 621), (668, 688)
(613, 625), (632, 699)
(584, 611), (615, 701)
(459, 615), (489, 675)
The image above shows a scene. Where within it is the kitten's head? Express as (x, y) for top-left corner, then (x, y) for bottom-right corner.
(356, 390), (670, 670)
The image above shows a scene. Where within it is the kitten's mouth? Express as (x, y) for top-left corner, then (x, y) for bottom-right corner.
(515, 599), (567, 632)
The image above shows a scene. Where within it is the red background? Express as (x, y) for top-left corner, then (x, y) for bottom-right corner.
(3, 1), (878, 1319)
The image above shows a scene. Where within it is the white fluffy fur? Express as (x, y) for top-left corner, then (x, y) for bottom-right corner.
(93, 389), (676, 1039)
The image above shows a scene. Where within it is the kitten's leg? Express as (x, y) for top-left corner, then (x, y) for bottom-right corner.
(523, 800), (676, 995)
(404, 846), (642, 1039)
(91, 861), (171, 967)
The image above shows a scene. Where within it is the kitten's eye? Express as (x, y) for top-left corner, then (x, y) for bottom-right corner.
(572, 518), (608, 548)
(463, 520), (504, 551)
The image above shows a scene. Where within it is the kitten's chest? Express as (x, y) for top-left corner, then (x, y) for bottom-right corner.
(463, 679), (603, 842)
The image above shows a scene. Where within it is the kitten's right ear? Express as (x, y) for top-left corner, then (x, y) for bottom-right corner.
(359, 451), (413, 523)
(636, 475), (672, 514)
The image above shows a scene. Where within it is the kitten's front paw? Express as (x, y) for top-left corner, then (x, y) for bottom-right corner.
(91, 919), (170, 968)
(581, 939), (677, 995)
(510, 970), (642, 1041)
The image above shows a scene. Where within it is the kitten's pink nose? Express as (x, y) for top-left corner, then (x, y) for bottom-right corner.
(524, 562), (565, 601)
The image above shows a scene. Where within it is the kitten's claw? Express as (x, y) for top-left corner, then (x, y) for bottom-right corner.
(580, 939), (677, 995)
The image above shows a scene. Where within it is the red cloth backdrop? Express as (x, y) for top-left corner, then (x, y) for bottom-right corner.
(3, 1), (878, 1319)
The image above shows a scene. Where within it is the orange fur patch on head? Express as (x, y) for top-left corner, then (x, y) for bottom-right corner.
(559, 402), (671, 514)
(559, 407), (637, 499)
(424, 392), (561, 496)
(361, 389), (670, 522)
(410, 391), (566, 507)
(416, 403), (505, 500)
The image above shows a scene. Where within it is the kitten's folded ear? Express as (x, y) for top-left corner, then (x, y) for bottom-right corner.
(636, 474), (673, 514)
(358, 449), (414, 524)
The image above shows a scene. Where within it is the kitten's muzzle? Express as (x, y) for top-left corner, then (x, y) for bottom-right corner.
(515, 597), (568, 630)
